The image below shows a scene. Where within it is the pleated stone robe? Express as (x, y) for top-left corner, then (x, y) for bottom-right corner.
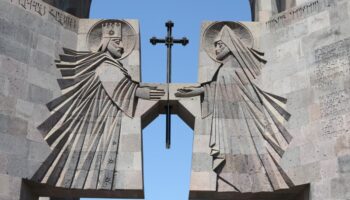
(31, 47), (139, 190)
(200, 25), (294, 192)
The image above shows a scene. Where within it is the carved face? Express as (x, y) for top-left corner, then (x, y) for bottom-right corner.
(215, 41), (230, 61)
(107, 38), (124, 59)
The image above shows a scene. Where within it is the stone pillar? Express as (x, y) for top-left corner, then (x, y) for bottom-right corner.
(249, 0), (278, 22)
(42, 0), (92, 18)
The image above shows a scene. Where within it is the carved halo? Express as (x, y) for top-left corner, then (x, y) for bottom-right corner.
(87, 19), (137, 59)
(203, 21), (254, 62)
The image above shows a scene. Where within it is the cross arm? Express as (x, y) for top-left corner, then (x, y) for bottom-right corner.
(173, 38), (189, 46)
(150, 37), (189, 46)
(150, 37), (166, 45)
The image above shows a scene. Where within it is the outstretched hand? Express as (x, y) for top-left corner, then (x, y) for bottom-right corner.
(175, 86), (203, 97)
(149, 87), (166, 100)
(136, 86), (165, 100)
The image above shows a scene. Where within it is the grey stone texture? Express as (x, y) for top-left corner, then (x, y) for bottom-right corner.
(250, 0), (320, 22)
(1, 0), (350, 199)
(0, 0), (144, 199)
(0, 0), (79, 199)
(190, 0), (350, 199)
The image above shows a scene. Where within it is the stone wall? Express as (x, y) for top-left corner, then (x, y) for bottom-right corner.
(250, 0), (320, 21)
(259, 0), (350, 199)
(0, 1), (145, 199)
(0, 0), (79, 199)
(191, 0), (350, 199)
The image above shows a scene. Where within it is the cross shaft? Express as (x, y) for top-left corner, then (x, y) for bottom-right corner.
(150, 20), (189, 149)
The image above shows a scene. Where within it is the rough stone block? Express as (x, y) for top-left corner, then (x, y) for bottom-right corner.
(0, 94), (16, 115)
(286, 107), (310, 130)
(27, 66), (59, 91)
(28, 84), (53, 104)
(281, 146), (301, 169)
(7, 76), (29, 100)
(293, 20), (309, 38)
(0, 154), (8, 174)
(37, 35), (56, 56)
(335, 135), (350, 157)
(133, 152), (142, 171)
(0, 174), (11, 196)
(0, 56), (28, 79)
(16, 99), (34, 120)
(319, 159), (338, 180)
(192, 153), (212, 172)
(0, 17), (16, 41)
(338, 155), (350, 173)
(331, 175), (350, 199)
(193, 135), (210, 153)
(60, 29), (77, 49)
(113, 170), (142, 190)
(194, 117), (211, 135)
(329, 2), (349, 24)
(0, 36), (30, 63)
(0, 113), (28, 137)
(315, 140), (336, 161)
(31, 104), (50, 126)
(190, 171), (216, 191)
(0, 75), (8, 96)
(310, 180), (331, 200)
(119, 134), (141, 153)
(0, 1), (13, 20)
(0, 133), (27, 155)
(307, 11), (331, 33)
(28, 141), (50, 162)
(120, 116), (141, 135)
(6, 154), (29, 178)
(10, 5), (43, 32)
(116, 152), (134, 170)
(14, 23), (36, 48)
(300, 143), (318, 165)
(29, 50), (55, 74)
(37, 21), (59, 40)
(26, 123), (45, 143)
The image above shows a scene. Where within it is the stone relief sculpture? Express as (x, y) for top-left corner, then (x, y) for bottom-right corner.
(176, 23), (294, 192)
(30, 20), (164, 190)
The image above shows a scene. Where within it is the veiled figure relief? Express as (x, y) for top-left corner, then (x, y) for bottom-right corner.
(31, 20), (164, 190)
(176, 24), (294, 192)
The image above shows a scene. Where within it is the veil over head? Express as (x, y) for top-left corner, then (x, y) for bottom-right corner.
(215, 25), (266, 80)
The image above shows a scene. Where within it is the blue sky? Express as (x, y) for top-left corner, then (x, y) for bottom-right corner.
(87, 1), (251, 199)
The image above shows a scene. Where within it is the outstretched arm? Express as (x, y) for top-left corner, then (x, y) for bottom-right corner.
(175, 86), (204, 98)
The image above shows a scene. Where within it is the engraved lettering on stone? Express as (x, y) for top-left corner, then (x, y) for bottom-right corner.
(9, 0), (77, 29)
(266, 0), (320, 29)
(49, 8), (77, 28)
(313, 38), (350, 138)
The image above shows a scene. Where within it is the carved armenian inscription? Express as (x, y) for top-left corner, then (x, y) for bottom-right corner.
(9, 0), (78, 30)
(313, 38), (350, 138)
(266, 0), (320, 29)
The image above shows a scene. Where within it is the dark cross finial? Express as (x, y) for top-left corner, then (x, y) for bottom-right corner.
(150, 20), (189, 149)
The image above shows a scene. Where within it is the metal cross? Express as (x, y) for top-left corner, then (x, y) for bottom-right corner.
(150, 20), (189, 149)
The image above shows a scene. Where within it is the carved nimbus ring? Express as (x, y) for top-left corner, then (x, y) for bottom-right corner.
(203, 21), (254, 62)
(87, 19), (137, 60)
